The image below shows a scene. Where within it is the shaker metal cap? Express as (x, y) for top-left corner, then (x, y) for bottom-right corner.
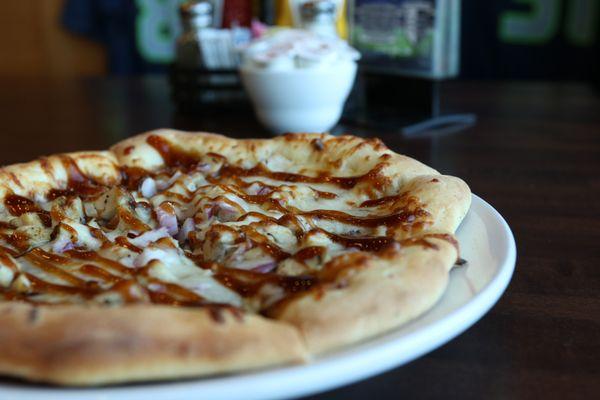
(179, 0), (213, 29)
(179, 0), (213, 17)
(301, 0), (336, 20)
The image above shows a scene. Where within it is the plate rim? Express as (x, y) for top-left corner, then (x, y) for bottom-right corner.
(0, 194), (516, 400)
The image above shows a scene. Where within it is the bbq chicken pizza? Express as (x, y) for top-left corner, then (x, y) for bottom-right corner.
(0, 130), (470, 385)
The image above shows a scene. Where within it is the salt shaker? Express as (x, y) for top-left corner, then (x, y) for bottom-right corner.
(176, 0), (214, 68)
(300, 0), (338, 39)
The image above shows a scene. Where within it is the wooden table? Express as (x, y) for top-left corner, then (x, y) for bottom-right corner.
(0, 77), (598, 399)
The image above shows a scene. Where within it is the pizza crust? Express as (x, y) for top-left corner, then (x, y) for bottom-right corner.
(0, 152), (120, 202)
(111, 129), (438, 182)
(272, 237), (457, 353)
(0, 303), (307, 385)
(0, 129), (471, 385)
(402, 174), (471, 234)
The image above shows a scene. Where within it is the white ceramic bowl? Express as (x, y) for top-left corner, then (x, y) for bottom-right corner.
(240, 61), (357, 134)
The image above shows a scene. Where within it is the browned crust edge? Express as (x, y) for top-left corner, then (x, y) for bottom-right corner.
(0, 303), (307, 385)
(273, 237), (458, 354)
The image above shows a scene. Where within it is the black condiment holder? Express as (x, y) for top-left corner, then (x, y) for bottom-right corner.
(169, 64), (248, 114)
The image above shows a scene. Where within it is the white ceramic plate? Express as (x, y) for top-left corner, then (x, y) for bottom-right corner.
(0, 194), (516, 400)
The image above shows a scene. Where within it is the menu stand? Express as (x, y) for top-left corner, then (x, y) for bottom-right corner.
(343, 73), (476, 137)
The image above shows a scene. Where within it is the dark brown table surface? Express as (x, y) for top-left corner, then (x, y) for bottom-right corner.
(0, 77), (598, 399)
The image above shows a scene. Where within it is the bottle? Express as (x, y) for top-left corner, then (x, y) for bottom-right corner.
(222, 0), (252, 28)
(259, 0), (277, 25)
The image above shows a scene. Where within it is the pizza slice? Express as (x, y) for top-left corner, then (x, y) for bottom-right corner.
(0, 130), (470, 385)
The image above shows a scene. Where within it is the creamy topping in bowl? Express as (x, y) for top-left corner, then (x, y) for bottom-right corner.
(242, 29), (360, 71)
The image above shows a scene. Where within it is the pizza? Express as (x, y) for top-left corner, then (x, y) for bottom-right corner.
(0, 130), (470, 385)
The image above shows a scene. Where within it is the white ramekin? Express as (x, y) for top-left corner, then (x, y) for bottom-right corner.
(240, 61), (357, 134)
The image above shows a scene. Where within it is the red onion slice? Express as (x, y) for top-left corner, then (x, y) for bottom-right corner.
(52, 236), (74, 253)
(196, 163), (211, 173)
(177, 217), (195, 243)
(247, 182), (272, 196)
(52, 236), (75, 253)
(139, 177), (157, 198)
(156, 171), (182, 191)
(231, 257), (277, 273)
(251, 262), (278, 274)
(204, 201), (240, 222)
(257, 186), (272, 196)
(155, 206), (179, 236)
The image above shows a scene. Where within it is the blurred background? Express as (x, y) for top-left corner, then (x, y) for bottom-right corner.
(0, 0), (598, 143)
(0, 4), (599, 400)
(1, 0), (597, 81)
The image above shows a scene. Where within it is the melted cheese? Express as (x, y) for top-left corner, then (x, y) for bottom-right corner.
(0, 152), (433, 312)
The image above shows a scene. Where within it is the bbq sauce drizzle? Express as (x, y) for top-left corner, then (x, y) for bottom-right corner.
(0, 135), (459, 316)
